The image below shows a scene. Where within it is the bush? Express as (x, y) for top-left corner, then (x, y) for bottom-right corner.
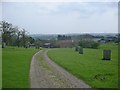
(91, 42), (100, 49)
(75, 46), (80, 51)
(79, 39), (100, 49)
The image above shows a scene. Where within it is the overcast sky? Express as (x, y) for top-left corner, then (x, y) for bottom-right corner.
(1, 0), (118, 34)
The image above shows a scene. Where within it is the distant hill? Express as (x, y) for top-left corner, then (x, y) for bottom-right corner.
(30, 34), (58, 40)
(30, 33), (118, 40)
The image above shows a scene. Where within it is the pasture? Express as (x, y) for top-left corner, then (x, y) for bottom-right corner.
(2, 47), (39, 88)
(48, 43), (118, 88)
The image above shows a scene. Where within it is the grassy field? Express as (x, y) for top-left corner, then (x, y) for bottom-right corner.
(48, 43), (118, 88)
(2, 46), (39, 88)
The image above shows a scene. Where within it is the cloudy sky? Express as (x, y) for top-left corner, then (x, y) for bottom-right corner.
(1, 0), (118, 34)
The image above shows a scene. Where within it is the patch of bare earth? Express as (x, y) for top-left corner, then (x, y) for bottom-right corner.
(30, 50), (91, 88)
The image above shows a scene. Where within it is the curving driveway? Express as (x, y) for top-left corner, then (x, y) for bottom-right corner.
(30, 50), (91, 88)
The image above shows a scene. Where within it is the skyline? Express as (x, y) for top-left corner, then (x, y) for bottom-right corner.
(1, 1), (118, 34)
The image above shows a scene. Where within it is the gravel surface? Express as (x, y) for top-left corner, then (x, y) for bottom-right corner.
(30, 50), (91, 88)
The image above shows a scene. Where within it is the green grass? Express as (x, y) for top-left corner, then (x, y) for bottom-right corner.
(48, 43), (118, 88)
(2, 46), (39, 88)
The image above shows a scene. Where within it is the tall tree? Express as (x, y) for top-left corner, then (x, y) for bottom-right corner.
(1, 21), (35, 48)
(15, 27), (22, 47)
(1, 21), (16, 46)
(21, 29), (27, 48)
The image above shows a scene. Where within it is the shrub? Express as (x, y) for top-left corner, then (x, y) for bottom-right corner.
(79, 39), (100, 49)
(75, 46), (80, 51)
(91, 42), (100, 49)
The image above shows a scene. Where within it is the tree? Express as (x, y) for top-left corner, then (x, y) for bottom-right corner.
(20, 29), (28, 48)
(0, 21), (37, 48)
(1, 21), (16, 46)
(58, 35), (62, 40)
(79, 34), (99, 49)
(16, 28), (22, 47)
(79, 39), (99, 49)
(57, 35), (71, 40)
(28, 36), (35, 44)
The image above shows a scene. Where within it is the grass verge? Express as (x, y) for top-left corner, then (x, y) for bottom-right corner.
(2, 46), (39, 88)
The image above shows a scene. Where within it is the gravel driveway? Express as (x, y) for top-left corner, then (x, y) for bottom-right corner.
(30, 50), (91, 88)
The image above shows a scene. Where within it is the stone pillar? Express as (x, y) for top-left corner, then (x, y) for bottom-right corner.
(103, 50), (111, 60)
(79, 47), (83, 54)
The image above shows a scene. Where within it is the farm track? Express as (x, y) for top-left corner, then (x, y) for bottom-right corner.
(30, 49), (91, 88)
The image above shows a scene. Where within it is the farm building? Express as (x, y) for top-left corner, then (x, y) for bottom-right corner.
(29, 44), (35, 48)
(56, 40), (79, 48)
(43, 43), (51, 48)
